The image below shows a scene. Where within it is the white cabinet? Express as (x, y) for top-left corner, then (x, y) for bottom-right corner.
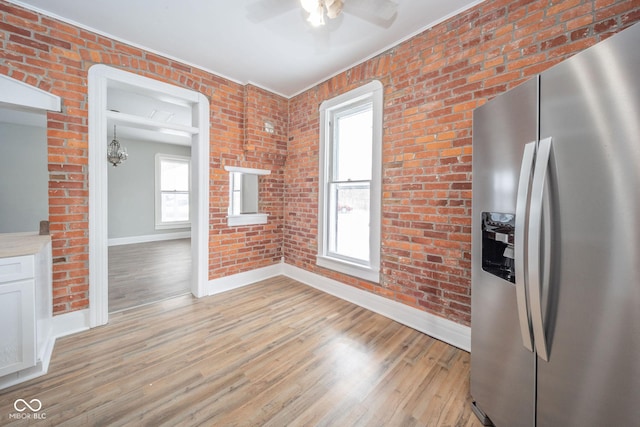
(0, 234), (53, 388)
(0, 275), (36, 376)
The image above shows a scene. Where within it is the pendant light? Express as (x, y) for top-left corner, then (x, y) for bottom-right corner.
(107, 125), (128, 167)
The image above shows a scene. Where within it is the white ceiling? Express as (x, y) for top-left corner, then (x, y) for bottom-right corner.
(106, 86), (194, 146)
(8, 0), (481, 98)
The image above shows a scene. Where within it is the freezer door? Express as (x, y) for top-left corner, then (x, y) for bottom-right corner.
(471, 78), (537, 427)
(536, 23), (640, 426)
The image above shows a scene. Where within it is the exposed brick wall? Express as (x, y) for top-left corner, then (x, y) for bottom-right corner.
(209, 84), (287, 278)
(0, 1), (286, 313)
(285, 0), (640, 325)
(2, 0), (638, 325)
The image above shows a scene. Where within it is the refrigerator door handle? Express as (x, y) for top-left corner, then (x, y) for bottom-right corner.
(528, 136), (553, 362)
(514, 142), (536, 352)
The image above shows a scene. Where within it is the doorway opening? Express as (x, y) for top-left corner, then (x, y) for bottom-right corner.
(88, 65), (209, 327)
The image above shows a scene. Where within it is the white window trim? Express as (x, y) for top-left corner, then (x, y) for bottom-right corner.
(227, 213), (269, 227)
(317, 80), (383, 283)
(223, 166), (270, 227)
(224, 166), (271, 175)
(155, 153), (191, 230)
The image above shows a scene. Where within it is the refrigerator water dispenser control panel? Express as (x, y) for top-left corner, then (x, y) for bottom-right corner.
(481, 212), (515, 283)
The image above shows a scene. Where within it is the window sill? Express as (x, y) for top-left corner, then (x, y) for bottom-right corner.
(227, 213), (268, 227)
(316, 255), (380, 284)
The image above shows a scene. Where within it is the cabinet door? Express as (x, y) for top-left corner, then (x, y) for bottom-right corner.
(0, 280), (36, 377)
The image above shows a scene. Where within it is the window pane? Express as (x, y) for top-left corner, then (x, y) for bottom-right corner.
(161, 159), (189, 191)
(161, 192), (189, 222)
(334, 105), (372, 182)
(328, 183), (370, 262)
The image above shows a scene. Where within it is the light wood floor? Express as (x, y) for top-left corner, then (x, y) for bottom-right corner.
(1, 276), (481, 426)
(108, 238), (191, 313)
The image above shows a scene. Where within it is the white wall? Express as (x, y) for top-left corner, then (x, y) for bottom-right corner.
(0, 122), (48, 233)
(108, 138), (191, 239)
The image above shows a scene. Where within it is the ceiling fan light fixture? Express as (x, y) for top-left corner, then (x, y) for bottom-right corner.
(307, 4), (325, 27)
(325, 0), (343, 19)
(300, 0), (319, 14)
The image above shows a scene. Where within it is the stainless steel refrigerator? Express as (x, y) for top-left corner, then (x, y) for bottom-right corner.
(470, 23), (640, 427)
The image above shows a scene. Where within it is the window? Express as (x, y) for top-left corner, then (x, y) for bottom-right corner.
(230, 172), (243, 215)
(224, 166), (270, 226)
(155, 154), (190, 229)
(317, 80), (383, 283)
(230, 172), (258, 215)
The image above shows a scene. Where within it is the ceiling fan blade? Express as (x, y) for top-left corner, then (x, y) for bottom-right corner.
(325, 0), (344, 19)
(344, 0), (398, 27)
(246, 0), (299, 23)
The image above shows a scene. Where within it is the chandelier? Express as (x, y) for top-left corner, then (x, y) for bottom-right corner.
(107, 125), (128, 167)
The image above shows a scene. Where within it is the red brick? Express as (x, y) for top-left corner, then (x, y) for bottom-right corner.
(2, 0), (637, 326)
(9, 33), (48, 51)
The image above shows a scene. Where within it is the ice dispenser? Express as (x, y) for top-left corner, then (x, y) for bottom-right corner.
(481, 212), (515, 283)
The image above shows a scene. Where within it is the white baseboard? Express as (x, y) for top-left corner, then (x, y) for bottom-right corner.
(52, 308), (91, 338)
(281, 264), (471, 352)
(48, 262), (470, 351)
(108, 231), (190, 247)
(206, 263), (284, 296)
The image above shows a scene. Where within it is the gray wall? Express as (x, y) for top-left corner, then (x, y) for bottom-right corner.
(108, 138), (191, 239)
(0, 122), (48, 233)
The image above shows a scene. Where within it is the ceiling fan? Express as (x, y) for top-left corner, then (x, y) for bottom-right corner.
(301, 0), (344, 26)
(247, 0), (398, 29)
(301, 0), (397, 27)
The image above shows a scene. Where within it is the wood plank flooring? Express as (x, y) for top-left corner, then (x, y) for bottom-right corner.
(1, 276), (481, 426)
(108, 238), (191, 312)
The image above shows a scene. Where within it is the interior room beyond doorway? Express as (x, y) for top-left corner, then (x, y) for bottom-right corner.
(108, 238), (191, 312)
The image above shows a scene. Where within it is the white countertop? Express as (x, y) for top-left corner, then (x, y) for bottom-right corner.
(0, 232), (51, 258)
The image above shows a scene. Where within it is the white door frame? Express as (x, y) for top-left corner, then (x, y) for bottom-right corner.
(88, 65), (210, 327)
